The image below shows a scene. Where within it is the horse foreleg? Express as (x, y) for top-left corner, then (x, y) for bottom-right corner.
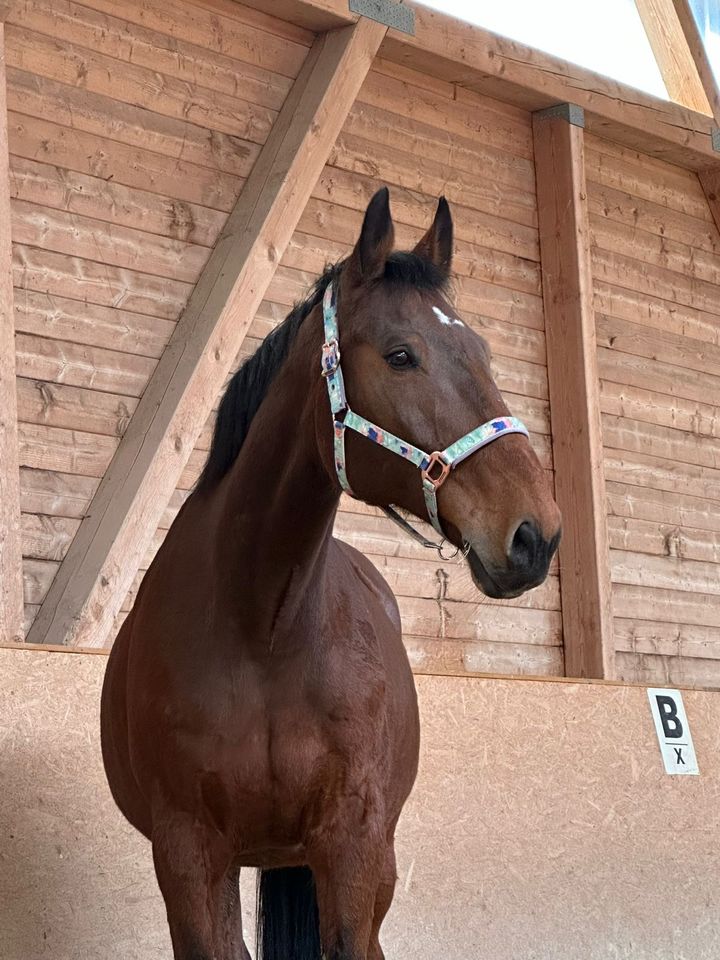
(367, 842), (397, 960)
(309, 824), (385, 960)
(152, 809), (239, 960)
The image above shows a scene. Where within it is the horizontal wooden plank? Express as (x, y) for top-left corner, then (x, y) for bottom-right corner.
(11, 0), (295, 110)
(592, 247), (720, 319)
(21, 512), (79, 561)
(616, 650), (720, 687)
(615, 617), (720, 659)
(344, 97), (536, 194)
(584, 135), (713, 221)
(590, 212), (720, 287)
(12, 244), (193, 320)
(329, 127), (537, 230)
(15, 334), (155, 397)
(13, 288), (174, 359)
(602, 413), (720, 471)
(597, 313), (720, 380)
(10, 155), (226, 247)
(607, 480), (720, 534)
(611, 547), (720, 596)
(613, 582), (720, 628)
(74, 0), (311, 75)
(594, 279), (720, 346)
(609, 514), (720, 563)
(16, 377), (137, 437)
(18, 421), (117, 478)
(357, 66), (533, 160)
(7, 102), (245, 211)
(397, 595), (562, 645)
(11, 199), (209, 283)
(5, 25), (278, 142)
(604, 448), (720, 502)
(19, 467), (98, 519)
(403, 634), (564, 677)
(587, 181), (720, 254)
(600, 378), (720, 440)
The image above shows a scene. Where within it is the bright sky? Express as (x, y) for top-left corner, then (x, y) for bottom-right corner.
(415, 0), (720, 100)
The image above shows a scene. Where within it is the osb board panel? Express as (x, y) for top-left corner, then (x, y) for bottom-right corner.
(587, 135), (720, 689)
(2, 648), (720, 960)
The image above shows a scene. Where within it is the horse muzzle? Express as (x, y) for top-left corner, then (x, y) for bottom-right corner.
(466, 522), (561, 599)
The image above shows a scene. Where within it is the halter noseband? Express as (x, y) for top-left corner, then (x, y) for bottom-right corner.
(321, 281), (529, 553)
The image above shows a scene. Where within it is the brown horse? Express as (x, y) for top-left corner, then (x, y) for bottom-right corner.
(101, 188), (561, 960)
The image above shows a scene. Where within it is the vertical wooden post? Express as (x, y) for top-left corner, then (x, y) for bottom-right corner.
(533, 104), (614, 680)
(0, 23), (24, 642)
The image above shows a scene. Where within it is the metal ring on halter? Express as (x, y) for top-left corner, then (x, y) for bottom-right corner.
(438, 539), (471, 561)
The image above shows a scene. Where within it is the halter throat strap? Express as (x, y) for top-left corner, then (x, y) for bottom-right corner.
(321, 281), (529, 547)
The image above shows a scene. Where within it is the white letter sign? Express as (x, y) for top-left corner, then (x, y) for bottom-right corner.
(647, 688), (699, 775)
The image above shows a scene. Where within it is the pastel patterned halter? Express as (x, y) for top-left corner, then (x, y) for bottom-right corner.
(321, 281), (529, 552)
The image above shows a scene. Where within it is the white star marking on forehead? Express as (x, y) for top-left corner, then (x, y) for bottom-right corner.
(432, 305), (464, 328)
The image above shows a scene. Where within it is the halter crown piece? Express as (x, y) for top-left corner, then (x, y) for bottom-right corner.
(321, 282), (529, 554)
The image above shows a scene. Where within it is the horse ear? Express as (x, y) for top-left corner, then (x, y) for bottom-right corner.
(413, 196), (453, 274)
(345, 187), (394, 285)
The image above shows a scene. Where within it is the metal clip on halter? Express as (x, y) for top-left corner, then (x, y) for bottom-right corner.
(320, 281), (529, 556)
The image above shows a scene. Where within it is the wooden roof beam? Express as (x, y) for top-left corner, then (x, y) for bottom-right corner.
(0, 23), (24, 643)
(533, 104), (615, 680)
(669, 0), (720, 127)
(635, 0), (714, 117)
(26, 16), (387, 649)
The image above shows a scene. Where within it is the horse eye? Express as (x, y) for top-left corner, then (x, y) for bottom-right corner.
(385, 349), (416, 370)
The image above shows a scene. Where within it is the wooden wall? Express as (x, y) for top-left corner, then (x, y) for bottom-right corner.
(122, 38), (562, 678)
(5, 0), (310, 626)
(6, 0), (720, 686)
(587, 134), (720, 687)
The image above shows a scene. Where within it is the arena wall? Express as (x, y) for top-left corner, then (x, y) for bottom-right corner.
(2, 646), (719, 960)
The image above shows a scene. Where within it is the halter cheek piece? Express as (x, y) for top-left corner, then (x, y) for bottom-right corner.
(321, 282), (529, 555)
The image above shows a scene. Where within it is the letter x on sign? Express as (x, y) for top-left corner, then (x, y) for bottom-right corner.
(647, 688), (699, 776)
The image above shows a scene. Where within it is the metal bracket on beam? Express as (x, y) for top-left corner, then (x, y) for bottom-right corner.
(712, 128), (720, 153)
(349, 0), (415, 34)
(534, 103), (585, 128)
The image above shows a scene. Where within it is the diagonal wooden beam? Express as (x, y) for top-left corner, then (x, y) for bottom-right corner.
(26, 16), (386, 649)
(0, 23), (24, 643)
(635, 0), (714, 116)
(533, 105), (615, 680)
(670, 0), (720, 126)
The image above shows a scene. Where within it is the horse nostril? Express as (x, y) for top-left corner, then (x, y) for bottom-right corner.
(508, 520), (542, 573)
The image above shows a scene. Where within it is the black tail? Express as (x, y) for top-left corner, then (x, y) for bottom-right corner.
(256, 866), (321, 960)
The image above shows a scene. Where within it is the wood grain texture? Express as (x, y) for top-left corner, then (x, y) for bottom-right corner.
(634, 0), (712, 114)
(533, 111), (614, 679)
(0, 23), (23, 641)
(670, 0), (720, 125)
(26, 18), (387, 648)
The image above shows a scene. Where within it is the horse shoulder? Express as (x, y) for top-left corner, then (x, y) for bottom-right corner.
(332, 537), (401, 634)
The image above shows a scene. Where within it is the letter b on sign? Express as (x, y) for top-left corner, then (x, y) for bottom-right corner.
(647, 688), (698, 776)
(655, 695), (683, 739)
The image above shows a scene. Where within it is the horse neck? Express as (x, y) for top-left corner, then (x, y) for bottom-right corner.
(214, 314), (339, 641)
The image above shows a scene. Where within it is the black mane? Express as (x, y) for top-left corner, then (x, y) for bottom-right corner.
(196, 252), (449, 491)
